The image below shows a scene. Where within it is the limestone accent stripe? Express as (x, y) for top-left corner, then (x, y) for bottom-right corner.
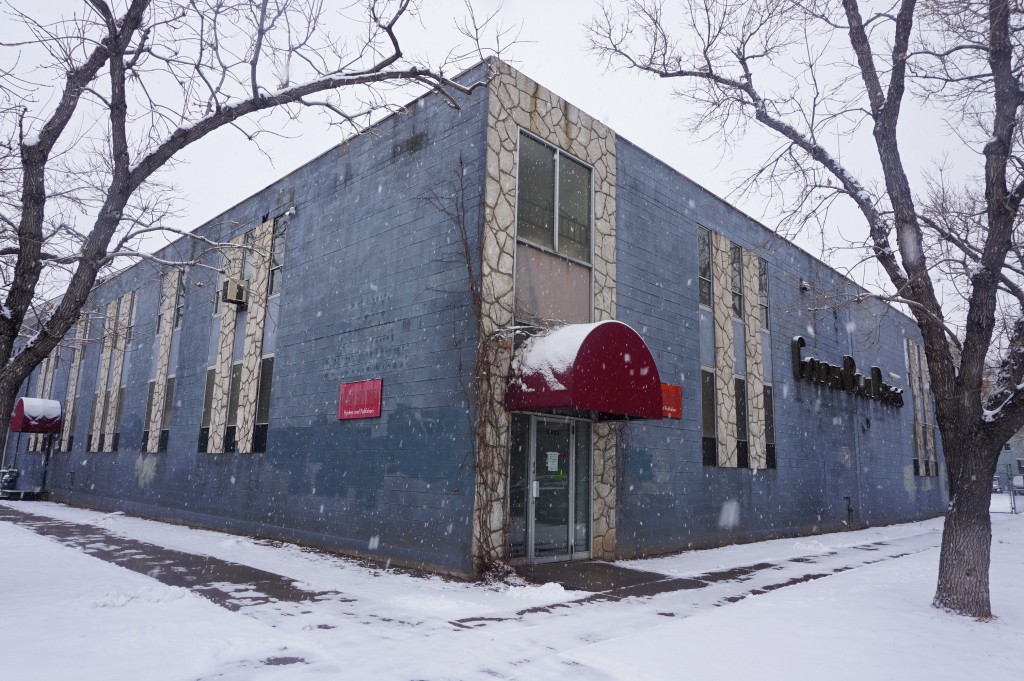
(907, 338), (925, 469)
(711, 232), (737, 467)
(147, 271), (179, 452)
(920, 345), (936, 468)
(103, 292), (134, 452)
(479, 59), (619, 561)
(741, 250), (766, 469)
(208, 237), (244, 453)
(28, 357), (44, 451)
(90, 299), (118, 449)
(61, 318), (88, 451)
(236, 220), (273, 454)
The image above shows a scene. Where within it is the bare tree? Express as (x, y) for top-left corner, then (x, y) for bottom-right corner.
(0, 1), (500, 446)
(589, 0), (1024, 618)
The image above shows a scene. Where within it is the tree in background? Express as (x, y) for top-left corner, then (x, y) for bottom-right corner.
(0, 0), (501, 441)
(590, 0), (1024, 618)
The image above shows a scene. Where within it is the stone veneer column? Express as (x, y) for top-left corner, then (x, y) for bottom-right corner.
(146, 271), (178, 452)
(60, 318), (88, 451)
(711, 232), (737, 467)
(90, 299), (118, 449)
(907, 339), (935, 471)
(741, 250), (766, 469)
(476, 59), (618, 561)
(103, 292), (134, 452)
(236, 220), (273, 454)
(208, 237), (244, 454)
(920, 343), (936, 468)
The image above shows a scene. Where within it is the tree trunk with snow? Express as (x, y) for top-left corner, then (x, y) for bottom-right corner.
(934, 432), (1001, 617)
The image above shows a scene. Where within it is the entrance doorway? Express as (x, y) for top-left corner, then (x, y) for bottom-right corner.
(508, 413), (591, 563)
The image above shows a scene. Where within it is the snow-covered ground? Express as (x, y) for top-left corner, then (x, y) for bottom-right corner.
(2, 497), (1022, 680)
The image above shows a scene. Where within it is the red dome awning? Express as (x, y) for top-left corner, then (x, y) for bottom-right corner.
(506, 321), (663, 420)
(11, 397), (62, 433)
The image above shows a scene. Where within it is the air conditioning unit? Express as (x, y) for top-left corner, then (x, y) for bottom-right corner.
(222, 279), (248, 306)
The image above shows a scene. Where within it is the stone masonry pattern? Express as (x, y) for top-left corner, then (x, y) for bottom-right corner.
(478, 60), (618, 561)
(712, 231), (737, 467)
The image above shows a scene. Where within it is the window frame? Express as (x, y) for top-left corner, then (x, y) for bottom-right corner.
(698, 227), (717, 466)
(515, 129), (595, 267)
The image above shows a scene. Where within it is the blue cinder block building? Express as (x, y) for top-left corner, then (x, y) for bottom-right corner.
(4, 60), (947, 576)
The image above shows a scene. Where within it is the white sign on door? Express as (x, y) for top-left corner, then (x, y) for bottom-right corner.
(546, 451), (560, 472)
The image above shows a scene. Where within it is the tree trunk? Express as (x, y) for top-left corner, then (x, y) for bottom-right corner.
(933, 438), (998, 618)
(0, 374), (20, 468)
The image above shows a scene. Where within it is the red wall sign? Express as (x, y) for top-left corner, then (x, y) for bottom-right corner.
(661, 383), (682, 419)
(338, 378), (383, 420)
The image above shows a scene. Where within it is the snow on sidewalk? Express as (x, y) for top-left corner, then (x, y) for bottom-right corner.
(2, 499), (1023, 680)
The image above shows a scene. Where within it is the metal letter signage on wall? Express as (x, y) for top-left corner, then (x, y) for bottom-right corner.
(338, 379), (383, 420)
(661, 383), (682, 419)
(790, 336), (904, 407)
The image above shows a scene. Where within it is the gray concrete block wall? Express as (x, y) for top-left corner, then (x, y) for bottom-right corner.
(613, 137), (948, 558)
(27, 76), (490, 575)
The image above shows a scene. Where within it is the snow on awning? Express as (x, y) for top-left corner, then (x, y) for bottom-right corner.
(11, 397), (62, 433)
(506, 321), (663, 420)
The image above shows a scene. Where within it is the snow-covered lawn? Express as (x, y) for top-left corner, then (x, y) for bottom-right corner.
(2, 498), (1022, 680)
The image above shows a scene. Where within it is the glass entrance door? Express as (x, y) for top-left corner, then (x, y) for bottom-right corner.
(533, 419), (572, 558)
(507, 414), (591, 564)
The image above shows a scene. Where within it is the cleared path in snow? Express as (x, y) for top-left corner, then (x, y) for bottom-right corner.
(0, 502), (940, 628)
(1, 500), (1020, 680)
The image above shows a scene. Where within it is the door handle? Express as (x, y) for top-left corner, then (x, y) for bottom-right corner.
(532, 480), (540, 498)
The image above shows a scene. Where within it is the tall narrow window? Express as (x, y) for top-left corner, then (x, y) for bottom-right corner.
(142, 381), (155, 449)
(269, 219), (286, 296)
(225, 362), (242, 452)
(514, 131), (593, 325)
(253, 357), (274, 452)
(701, 370), (717, 466)
(764, 385), (777, 469)
(699, 227), (717, 466)
(698, 228), (712, 307)
(517, 134), (556, 251)
(730, 244), (744, 319)
(759, 258), (770, 331)
(173, 276), (185, 329)
(557, 155), (592, 262)
(735, 377), (749, 468)
(760, 257), (776, 468)
(160, 376), (174, 452)
(198, 368), (215, 452)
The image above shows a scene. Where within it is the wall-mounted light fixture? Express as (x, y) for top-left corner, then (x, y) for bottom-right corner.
(799, 278), (811, 291)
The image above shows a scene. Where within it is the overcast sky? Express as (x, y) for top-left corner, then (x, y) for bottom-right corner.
(9, 1), (981, 303)
(165, 0), (841, 252)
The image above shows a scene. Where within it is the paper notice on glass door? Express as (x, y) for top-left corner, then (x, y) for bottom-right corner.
(546, 452), (559, 472)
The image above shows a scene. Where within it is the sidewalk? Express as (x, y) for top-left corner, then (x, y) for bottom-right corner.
(2, 500), (1022, 680)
